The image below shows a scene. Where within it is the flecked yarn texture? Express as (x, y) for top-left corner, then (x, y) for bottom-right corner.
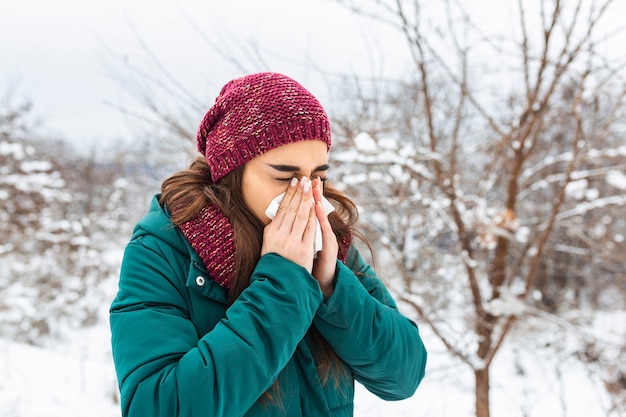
(196, 72), (332, 182)
(178, 204), (235, 288)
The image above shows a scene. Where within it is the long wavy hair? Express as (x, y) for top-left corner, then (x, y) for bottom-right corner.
(159, 156), (370, 395)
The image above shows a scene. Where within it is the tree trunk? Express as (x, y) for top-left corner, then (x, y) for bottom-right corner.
(475, 367), (491, 417)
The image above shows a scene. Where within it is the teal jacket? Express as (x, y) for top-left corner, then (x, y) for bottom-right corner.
(110, 196), (426, 417)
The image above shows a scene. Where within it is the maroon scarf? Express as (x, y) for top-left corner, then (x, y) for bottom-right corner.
(178, 204), (352, 289)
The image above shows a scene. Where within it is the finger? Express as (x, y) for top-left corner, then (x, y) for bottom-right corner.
(311, 177), (334, 242)
(288, 177), (314, 237)
(315, 198), (334, 237)
(315, 193), (338, 255)
(311, 177), (323, 204)
(311, 177), (331, 230)
(272, 176), (299, 228)
(302, 197), (317, 246)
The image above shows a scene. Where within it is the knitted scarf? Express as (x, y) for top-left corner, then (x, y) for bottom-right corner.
(178, 203), (352, 289)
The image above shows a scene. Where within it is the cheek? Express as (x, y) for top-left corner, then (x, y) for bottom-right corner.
(242, 180), (286, 224)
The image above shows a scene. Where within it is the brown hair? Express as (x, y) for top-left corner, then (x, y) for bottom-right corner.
(159, 156), (369, 391)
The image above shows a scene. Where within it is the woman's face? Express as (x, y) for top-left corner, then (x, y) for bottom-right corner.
(241, 140), (329, 225)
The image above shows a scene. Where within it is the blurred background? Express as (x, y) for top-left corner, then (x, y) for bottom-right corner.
(1, 1), (625, 416)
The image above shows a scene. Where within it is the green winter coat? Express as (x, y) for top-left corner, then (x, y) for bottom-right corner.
(110, 195), (427, 417)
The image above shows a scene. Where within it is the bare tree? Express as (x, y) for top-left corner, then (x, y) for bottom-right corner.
(330, 0), (626, 416)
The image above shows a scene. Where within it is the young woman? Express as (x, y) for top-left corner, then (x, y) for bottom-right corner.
(110, 72), (427, 417)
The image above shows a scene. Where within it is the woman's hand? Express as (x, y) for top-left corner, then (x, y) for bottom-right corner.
(311, 178), (338, 298)
(261, 176), (317, 272)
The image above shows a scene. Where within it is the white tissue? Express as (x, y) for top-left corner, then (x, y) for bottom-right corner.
(264, 192), (335, 256)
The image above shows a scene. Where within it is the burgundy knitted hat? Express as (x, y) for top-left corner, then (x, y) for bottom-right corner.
(197, 72), (332, 182)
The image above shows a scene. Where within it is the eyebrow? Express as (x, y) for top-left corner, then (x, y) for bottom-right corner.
(267, 163), (329, 172)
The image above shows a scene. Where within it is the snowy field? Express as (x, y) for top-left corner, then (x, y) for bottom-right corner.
(1, 308), (622, 417)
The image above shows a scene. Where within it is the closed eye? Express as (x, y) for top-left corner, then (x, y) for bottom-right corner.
(276, 175), (327, 182)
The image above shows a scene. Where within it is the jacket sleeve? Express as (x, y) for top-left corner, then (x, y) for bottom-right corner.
(110, 237), (323, 417)
(313, 247), (427, 400)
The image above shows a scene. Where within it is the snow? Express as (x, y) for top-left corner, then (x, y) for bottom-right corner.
(0, 141), (27, 159)
(1, 309), (622, 417)
(565, 179), (588, 199)
(19, 161), (53, 173)
(0, 330), (119, 417)
(607, 170), (626, 190)
(353, 132), (378, 152)
(484, 290), (526, 317)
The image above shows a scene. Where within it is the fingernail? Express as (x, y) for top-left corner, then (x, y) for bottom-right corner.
(290, 177), (298, 187)
(302, 177), (311, 192)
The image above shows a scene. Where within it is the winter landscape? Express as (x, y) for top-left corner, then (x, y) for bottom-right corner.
(2, 1), (626, 416)
(2, 110), (625, 417)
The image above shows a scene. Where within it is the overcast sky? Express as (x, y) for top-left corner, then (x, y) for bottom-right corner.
(1, 0), (391, 152)
(1, 0), (624, 153)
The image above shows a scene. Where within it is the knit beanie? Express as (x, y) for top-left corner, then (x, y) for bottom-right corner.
(197, 72), (332, 182)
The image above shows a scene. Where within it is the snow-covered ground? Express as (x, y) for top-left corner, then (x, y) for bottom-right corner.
(1, 310), (622, 417)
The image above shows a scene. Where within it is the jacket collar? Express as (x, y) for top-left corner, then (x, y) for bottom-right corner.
(137, 195), (229, 305)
